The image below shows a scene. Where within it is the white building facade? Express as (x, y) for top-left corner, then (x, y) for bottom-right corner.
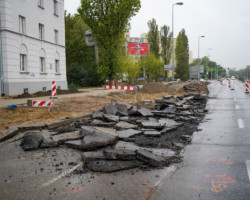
(0, 0), (67, 96)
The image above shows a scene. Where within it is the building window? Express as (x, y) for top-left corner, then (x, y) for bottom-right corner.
(40, 57), (45, 72)
(19, 16), (25, 34)
(54, 29), (58, 44)
(53, 0), (58, 16)
(55, 60), (59, 73)
(20, 54), (26, 72)
(39, 23), (44, 40)
(38, 0), (44, 8)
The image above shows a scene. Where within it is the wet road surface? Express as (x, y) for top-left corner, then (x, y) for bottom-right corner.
(149, 80), (250, 200)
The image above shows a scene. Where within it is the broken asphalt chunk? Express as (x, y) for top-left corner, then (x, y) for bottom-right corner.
(90, 119), (116, 127)
(141, 122), (164, 130)
(103, 104), (118, 115)
(103, 149), (136, 160)
(82, 151), (106, 163)
(138, 107), (154, 117)
(86, 160), (143, 173)
(136, 149), (166, 167)
(115, 121), (138, 129)
(103, 114), (120, 123)
(80, 126), (117, 150)
(117, 129), (142, 139)
(144, 131), (161, 137)
(92, 111), (104, 119)
(20, 132), (43, 151)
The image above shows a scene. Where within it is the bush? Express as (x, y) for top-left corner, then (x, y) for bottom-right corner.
(67, 63), (104, 87)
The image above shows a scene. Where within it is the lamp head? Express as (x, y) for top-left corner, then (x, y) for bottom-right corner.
(176, 2), (183, 5)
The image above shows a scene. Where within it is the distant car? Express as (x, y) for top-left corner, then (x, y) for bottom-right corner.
(200, 78), (205, 82)
(231, 76), (235, 80)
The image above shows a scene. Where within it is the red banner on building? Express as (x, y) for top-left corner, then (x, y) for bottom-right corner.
(127, 43), (149, 55)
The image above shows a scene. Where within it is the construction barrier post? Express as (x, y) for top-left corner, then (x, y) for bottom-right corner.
(245, 80), (249, 93)
(52, 81), (56, 99)
(228, 79), (231, 88)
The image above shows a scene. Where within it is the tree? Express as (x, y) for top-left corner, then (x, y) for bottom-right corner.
(160, 25), (172, 65)
(65, 12), (103, 87)
(140, 53), (163, 81)
(147, 18), (160, 58)
(78, 0), (141, 83)
(175, 29), (189, 81)
(65, 12), (95, 68)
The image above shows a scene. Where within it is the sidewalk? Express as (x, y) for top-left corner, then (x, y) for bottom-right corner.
(0, 88), (117, 108)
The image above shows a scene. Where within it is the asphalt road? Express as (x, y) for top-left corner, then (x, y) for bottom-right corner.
(149, 80), (250, 200)
(1, 80), (250, 200)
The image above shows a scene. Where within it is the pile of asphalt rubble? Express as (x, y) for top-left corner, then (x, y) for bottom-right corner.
(20, 93), (208, 173)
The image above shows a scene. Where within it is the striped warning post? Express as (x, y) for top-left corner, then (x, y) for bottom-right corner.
(245, 80), (249, 93)
(52, 81), (56, 97)
(32, 100), (52, 107)
(104, 85), (137, 91)
(228, 79), (231, 88)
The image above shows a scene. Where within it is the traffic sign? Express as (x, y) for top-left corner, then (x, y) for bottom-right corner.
(164, 65), (175, 70)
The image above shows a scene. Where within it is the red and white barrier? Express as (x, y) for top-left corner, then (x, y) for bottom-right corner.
(104, 85), (137, 91)
(52, 81), (56, 97)
(245, 80), (249, 93)
(32, 100), (52, 107)
(228, 79), (231, 88)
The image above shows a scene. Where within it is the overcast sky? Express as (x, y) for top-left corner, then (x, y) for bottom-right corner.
(65, 0), (250, 70)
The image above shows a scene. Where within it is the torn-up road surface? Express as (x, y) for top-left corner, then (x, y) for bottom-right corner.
(0, 91), (208, 200)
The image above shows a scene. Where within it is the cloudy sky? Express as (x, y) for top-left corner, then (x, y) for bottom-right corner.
(65, 0), (250, 70)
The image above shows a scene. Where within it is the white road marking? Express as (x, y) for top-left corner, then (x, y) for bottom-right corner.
(236, 105), (240, 110)
(41, 164), (81, 188)
(246, 160), (250, 182)
(238, 119), (244, 129)
(234, 97), (237, 101)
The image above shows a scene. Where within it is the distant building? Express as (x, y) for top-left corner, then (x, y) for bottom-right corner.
(0, 0), (67, 96)
(126, 32), (148, 44)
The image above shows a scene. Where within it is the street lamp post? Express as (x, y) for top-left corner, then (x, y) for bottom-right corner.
(207, 48), (212, 80)
(198, 35), (205, 82)
(172, 2), (183, 84)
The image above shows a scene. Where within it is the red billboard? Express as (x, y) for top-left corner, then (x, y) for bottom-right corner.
(127, 43), (149, 55)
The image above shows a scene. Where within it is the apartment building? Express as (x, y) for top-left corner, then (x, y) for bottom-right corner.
(0, 0), (67, 96)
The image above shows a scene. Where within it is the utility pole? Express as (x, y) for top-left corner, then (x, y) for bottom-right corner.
(172, 2), (183, 85)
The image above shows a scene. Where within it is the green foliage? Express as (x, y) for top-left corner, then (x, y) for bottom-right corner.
(65, 13), (96, 68)
(78, 0), (141, 81)
(67, 64), (104, 87)
(140, 54), (163, 80)
(147, 18), (160, 58)
(160, 25), (172, 65)
(65, 12), (104, 87)
(119, 55), (140, 84)
(175, 29), (189, 81)
(191, 57), (227, 78)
